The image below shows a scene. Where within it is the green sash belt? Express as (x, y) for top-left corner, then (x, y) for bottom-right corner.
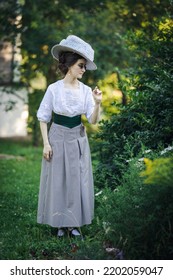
(54, 113), (81, 128)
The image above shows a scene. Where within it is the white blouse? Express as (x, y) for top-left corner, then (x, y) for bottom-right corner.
(37, 79), (95, 123)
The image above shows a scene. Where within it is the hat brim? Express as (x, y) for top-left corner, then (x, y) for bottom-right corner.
(51, 45), (97, 70)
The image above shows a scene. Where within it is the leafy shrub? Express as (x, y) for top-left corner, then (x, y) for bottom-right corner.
(141, 157), (173, 187)
(94, 18), (173, 189)
(93, 149), (173, 259)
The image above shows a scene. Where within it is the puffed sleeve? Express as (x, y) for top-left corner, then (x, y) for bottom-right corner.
(85, 87), (95, 123)
(37, 86), (53, 123)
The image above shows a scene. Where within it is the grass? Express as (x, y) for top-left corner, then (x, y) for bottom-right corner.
(0, 138), (107, 260)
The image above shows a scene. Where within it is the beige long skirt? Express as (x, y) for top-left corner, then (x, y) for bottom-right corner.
(37, 123), (94, 228)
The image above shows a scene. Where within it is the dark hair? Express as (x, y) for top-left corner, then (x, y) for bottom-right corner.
(58, 51), (85, 75)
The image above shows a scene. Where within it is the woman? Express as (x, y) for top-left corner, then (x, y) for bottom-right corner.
(37, 35), (102, 237)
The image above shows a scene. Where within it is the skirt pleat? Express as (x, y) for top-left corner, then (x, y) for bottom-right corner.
(37, 123), (94, 227)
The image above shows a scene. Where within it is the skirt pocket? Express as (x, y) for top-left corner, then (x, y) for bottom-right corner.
(48, 125), (56, 140)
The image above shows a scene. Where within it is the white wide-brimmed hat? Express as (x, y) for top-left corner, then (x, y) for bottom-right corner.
(51, 35), (97, 70)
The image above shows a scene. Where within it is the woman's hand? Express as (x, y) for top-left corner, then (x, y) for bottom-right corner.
(43, 143), (53, 161)
(92, 86), (102, 104)
(91, 86), (102, 124)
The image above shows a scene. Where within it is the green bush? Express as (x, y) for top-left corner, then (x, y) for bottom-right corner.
(94, 18), (173, 189)
(94, 150), (173, 259)
(141, 156), (173, 187)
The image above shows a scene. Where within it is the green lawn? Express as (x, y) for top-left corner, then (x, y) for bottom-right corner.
(0, 138), (106, 260)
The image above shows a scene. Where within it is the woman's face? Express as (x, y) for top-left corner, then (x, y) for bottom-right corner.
(68, 58), (87, 79)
